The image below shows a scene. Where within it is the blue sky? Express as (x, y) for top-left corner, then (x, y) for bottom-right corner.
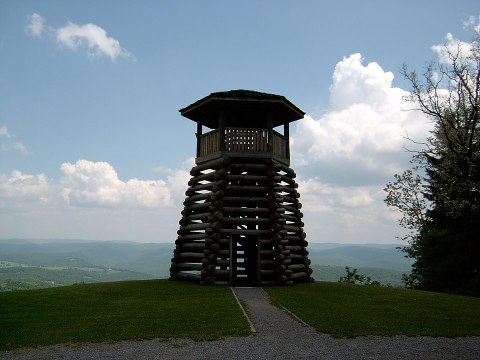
(1, 1), (479, 243)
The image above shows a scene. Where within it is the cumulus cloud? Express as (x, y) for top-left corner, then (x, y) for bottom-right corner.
(431, 33), (475, 65)
(0, 160), (187, 241)
(0, 170), (50, 204)
(56, 22), (134, 61)
(292, 53), (430, 186)
(60, 160), (172, 208)
(153, 157), (195, 199)
(288, 53), (432, 242)
(25, 13), (134, 61)
(25, 13), (46, 38)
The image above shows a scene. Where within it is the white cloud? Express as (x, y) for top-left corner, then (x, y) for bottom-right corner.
(25, 13), (134, 61)
(60, 160), (172, 208)
(153, 157), (195, 200)
(56, 22), (134, 61)
(0, 125), (28, 155)
(288, 53), (432, 243)
(0, 125), (10, 137)
(292, 53), (430, 186)
(25, 13), (46, 38)
(431, 33), (475, 65)
(0, 170), (50, 203)
(462, 15), (480, 32)
(0, 160), (186, 241)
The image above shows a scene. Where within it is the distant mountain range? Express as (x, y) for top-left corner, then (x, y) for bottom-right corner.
(0, 239), (412, 290)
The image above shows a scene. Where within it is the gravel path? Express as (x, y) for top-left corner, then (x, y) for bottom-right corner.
(2, 287), (479, 360)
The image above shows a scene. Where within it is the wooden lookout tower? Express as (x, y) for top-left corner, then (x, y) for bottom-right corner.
(170, 90), (313, 286)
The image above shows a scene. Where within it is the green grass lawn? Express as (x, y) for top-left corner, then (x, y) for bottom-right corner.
(2, 280), (480, 351)
(266, 282), (480, 338)
(0, 279), (250, 351)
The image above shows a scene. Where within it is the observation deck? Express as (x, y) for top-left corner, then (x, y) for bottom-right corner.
(179, 89), (305, 166)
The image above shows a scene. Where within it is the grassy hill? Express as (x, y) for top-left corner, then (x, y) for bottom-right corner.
(1, 280), (479, 351)
(267, 282), (480, 338)
(0, 280), (250, 350)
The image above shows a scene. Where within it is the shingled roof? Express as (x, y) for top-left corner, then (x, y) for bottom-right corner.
(179, 90), (305, 128)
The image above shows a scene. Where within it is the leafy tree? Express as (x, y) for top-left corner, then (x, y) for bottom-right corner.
(339, 266), (381, 286)
(385, 30), (480, 295)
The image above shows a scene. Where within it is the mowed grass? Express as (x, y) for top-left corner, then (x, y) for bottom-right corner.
(0, 279), (250, 351)
(266, 282), (480, 338)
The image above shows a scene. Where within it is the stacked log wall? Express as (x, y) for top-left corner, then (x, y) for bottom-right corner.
(170, 156), (312, 285)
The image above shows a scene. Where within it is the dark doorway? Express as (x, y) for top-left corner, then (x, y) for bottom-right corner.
(231, 235), (259, 286)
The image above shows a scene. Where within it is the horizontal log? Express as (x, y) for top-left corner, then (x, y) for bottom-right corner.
(276, 195), (298, 205)
(219, 229), (273, 236)
(282, 214), (301, 223)
(289, 271), (308, 280)
(222, 217), (272, 226)
(185, 192), (213, 204)
(182, 222), (220, 232)
(175, 262), (203, 271)
(182, 202), (211, 214)
(274, 186), (298, 195)
(206, 243), (220, 252)
(212, 281), (230, 286)
(206, 237), (230, 245)
(177, 232), (210, 242)
(188, 176), (213, 187)
(259, 280), (283, 286)
(214, 259), (229, 267)
(273, 175), (297, 187)
(288, 264), (306, 271)
(284, 245), (304, 252)
(227, 174), (270, 183)
(288, 253), (307, 260)
(282, 205), (300, 214)
(177, 252), (204, 261)
(225, 185), (270, 193)
(272, 163), (296, 177)
(183, 212), (210, 222)
(191, 158), (230, 173)
(211, 269), (230, 278)
(172, 271), (201, 282)
(260, 269), (277, 277)
(283, 225), (302, 233)
(186, 182), (215, 195)
(222, 207), (271, 216)
(260, 249), (274, 256)
(227, 163), (268, 172)
(260, 259), (275, 267)
(179, 242), (205, 251)
(222, 196), (270, 204)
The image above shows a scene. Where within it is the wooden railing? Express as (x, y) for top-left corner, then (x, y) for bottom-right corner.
(225, 128), (269, 152)
(198, 127), (288, 163)
(198, 129), (220, 158)
(272, 131), (287, 159)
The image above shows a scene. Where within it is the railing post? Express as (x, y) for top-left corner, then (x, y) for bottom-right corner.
(284, 123), (290, 161)
(196, 123), (202, 158)
(219, 110), (226, 151)
(267, 112), (273, 152)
